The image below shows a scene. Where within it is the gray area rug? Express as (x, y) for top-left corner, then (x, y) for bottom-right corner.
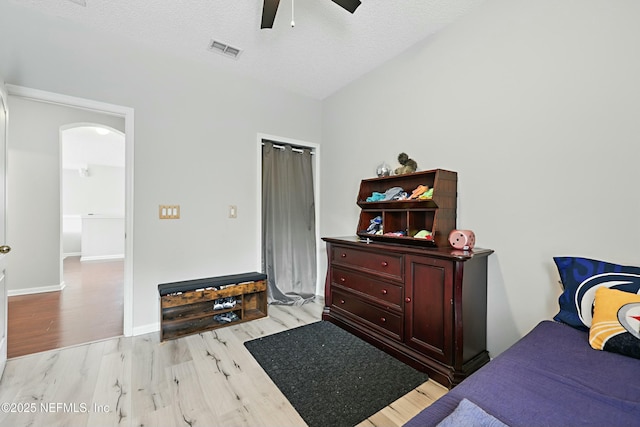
(244, 321), (429, 427)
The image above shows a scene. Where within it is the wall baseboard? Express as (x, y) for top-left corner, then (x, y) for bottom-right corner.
(80, 254), (124, 262)
(63, 252), (82, 258)
(133, 322), (159, 336)
(8, 282), (66, 296)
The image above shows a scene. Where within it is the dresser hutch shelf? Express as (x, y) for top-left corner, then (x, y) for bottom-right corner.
(356, 169), (457, 248)
(324, 168), (492, 388)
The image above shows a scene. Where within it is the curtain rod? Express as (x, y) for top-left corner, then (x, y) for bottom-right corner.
(262, 141), (314, 155)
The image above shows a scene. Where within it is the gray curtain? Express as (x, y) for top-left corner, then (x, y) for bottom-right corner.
(262, 142), (316, 305)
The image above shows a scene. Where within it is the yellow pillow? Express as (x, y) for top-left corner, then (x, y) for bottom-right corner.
(589, 287), (640, 359)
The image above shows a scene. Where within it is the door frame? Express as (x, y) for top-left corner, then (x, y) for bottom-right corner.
(0, 78), (8, 375)
(6, 85), (134, 337)
(256, 133), (323, 296)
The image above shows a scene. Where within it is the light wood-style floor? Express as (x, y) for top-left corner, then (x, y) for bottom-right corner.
(0, 299), (447, 427)
(7, 256), (124, 358)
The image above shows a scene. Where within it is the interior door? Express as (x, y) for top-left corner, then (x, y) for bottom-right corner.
(0, 77), (10, 377)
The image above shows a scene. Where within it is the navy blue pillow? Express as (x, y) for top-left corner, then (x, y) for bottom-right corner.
(554, 257), (640, 330)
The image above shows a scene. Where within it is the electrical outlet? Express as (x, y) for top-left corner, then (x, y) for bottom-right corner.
(159, 205), (180, 219)
(229, 205), (237, 219)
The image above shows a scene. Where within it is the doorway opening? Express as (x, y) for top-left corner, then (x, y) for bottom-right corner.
(257, 133), (322, 302)
(59, 124), (124, 350)
(61, 124), (125, 264)
(5, 85), (134, 358)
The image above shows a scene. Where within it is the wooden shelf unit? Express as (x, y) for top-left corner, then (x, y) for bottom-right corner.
(158, 272), (268, 341)
(356, 169), (457, 247)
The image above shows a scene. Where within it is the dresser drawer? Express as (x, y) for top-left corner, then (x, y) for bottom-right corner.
(332, 289), (402, 340)
(331, 267), (402, 310)
(331, 245), (403, 281)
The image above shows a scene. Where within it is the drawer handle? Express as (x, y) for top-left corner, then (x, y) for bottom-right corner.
(340, 299), (346, 304)
(405, 297), (411, 303)
(381, 289), (388, 295)
(381, 261), (388, 267)
(380, 317), (386, 323)
(341, 253), (347, 258)
(340, 277), (346, 283)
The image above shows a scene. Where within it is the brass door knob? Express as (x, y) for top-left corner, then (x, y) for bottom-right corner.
(0, 245), (11, 254)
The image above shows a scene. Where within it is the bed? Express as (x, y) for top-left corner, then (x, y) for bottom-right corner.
(405, 256), (640, 427)
(405, 320), (640, 426)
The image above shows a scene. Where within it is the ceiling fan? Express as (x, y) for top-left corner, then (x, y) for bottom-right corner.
(261, 0), (362, 29)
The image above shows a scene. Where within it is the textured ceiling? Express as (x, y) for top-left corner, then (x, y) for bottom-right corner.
(10, 0), (485, 99)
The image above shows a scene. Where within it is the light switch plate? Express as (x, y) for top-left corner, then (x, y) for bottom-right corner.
(159, 205), (180, 219)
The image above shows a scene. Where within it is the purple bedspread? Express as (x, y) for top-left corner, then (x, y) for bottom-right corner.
(404, 320), (640, 427)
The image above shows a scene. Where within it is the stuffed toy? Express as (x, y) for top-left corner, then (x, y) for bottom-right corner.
(394, 153), (418, 175)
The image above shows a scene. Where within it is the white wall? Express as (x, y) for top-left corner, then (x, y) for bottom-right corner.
(0, 1), (322, 332)
(63, 164), (125, 255)
(63, 164), (125, 216)
(7, 97), (125, 293)
(321, 0), (640, 356)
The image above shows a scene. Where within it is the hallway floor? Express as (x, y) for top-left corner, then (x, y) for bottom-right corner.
(7, 256), (123, 358)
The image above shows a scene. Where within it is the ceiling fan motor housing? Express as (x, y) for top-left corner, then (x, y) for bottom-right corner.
(261, 0), (361, 29)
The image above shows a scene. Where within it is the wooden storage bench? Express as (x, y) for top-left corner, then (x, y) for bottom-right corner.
(158, 272), (268, 341)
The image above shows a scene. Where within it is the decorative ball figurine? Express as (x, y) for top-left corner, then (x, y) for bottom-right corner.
(376, 162), (391, 177)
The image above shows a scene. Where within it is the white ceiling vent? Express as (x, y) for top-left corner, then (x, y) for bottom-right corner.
(208, 40), (242, 60)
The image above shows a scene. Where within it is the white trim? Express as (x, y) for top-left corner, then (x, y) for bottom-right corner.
(80, 254), (125, 262)
(6, 84), (135, 337)
(0, 77), (8, 376)
(8, 282), (66, 296)
(133, 322), (159, 336)
(7, 334), (126, 360)
(256, 133), (323, 296)
(5, 86), (126, 118)
(63, 252), (82, 258)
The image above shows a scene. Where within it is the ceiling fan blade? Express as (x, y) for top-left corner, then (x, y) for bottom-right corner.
(331, 0), (361, 14)
(261, 0), (281, 29)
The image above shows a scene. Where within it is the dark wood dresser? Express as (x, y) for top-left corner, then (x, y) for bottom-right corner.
(322, 236), (493, 388)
